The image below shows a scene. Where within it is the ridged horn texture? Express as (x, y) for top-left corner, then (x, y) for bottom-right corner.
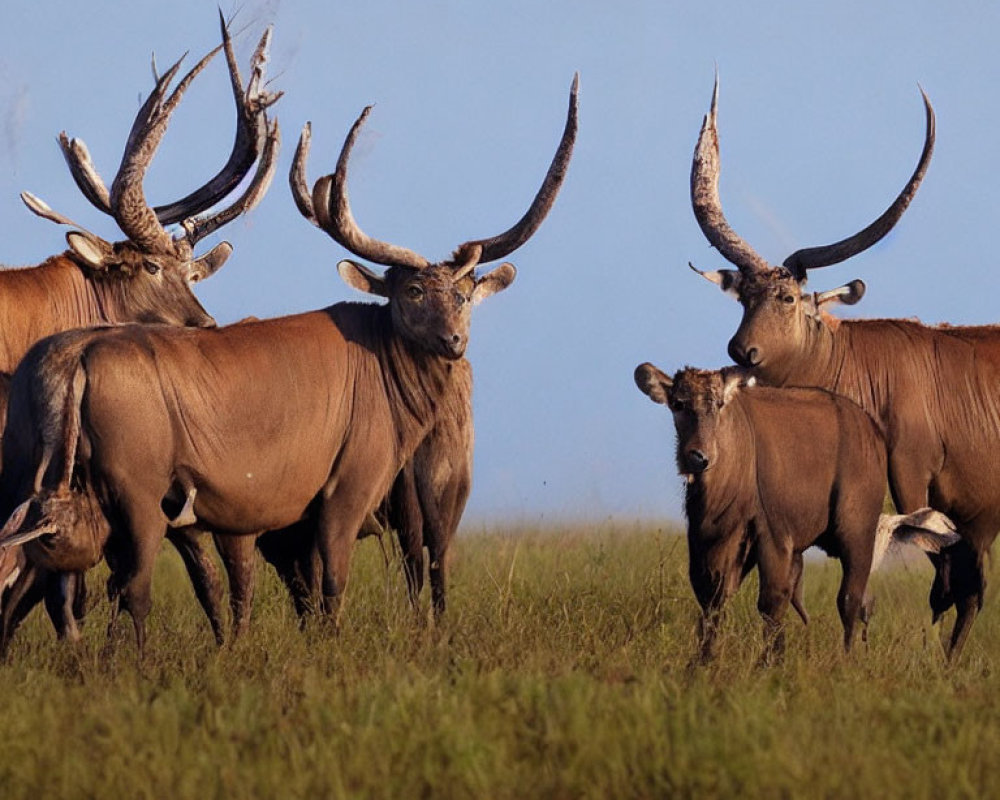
(295, 73), (580, 273)
(689, 73), (770, 276)
(781, 88), (935, 279)
(455, 72), (579, 265)
(56, 12), (280, 252)
(307, 106), (432, 270)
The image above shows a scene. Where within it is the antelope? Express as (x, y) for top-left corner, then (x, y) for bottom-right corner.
(687, 75), (1000, 658)
(634, 363), (958, 661)
(0, 15), (280, 647)
(0, 75), (577, 653)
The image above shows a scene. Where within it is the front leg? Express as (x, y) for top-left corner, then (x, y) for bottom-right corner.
(212, 533), (258, 640)
(755, 534), (794, 664)
(316, 472), (391, 624)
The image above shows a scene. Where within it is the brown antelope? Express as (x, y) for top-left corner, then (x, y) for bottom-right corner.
(251, 358), (472, 624)
(0, 16), (280, 647)
(687, 76), (1000, 658)
(0, 75), (577, 653)
(634, 363), (957, 662)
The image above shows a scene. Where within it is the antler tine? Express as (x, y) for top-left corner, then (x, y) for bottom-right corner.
(456, 72), (579, 265)
(782, 87), (935, 278)
(109, 45), (221, 251)
(690, 72), (770, 276)
(58, 133), (112, 215)
(289, 122), (318, 225)
(310, 107), (431, 270)
(20, 191), (90, 233)
(181, 118), (281, 245)
(56, 53), (187, 222)
(154, 14), (281, 224)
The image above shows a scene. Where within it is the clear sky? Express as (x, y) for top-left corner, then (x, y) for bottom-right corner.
(1, 2), (996, 524)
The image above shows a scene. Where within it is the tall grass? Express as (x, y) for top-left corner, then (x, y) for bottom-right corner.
(0, 522), (996, 798)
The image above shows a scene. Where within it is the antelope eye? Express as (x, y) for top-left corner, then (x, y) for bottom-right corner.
(144, 260), (161, 276)
(454, 291), (468, 306)
(782, 294), (795, 304)
(407, 285), (424, 300)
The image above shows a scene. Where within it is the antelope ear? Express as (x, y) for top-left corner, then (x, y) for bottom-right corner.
(721, 366), (753, 405)
(689, 263), (742, 299)
(816, 279), (866, 308)
(472, 262), (516, 304)
(65, 231), (111, 271)
(634, 362), (672, 405)
(189, 242), (233, 283)
(337, 259), (388, 297)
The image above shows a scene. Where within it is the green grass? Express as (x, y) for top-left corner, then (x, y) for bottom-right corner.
(0, 522), (997, 799)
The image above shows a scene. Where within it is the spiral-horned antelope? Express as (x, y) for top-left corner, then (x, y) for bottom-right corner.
(687, 75), (1000, 658)
(0, 75), (577, 653)
(0, 15), (280, 646)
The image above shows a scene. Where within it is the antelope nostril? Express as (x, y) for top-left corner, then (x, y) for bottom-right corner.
(728, 339), (758, 367)
(687, 449), (709, 472)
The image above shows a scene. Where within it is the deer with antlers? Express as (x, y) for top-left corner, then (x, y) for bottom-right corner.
(0, 76), (576, 653)
(0, 14), (280, 647)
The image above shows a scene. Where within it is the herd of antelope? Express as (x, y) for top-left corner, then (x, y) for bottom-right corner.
(0, 15), (991, 665)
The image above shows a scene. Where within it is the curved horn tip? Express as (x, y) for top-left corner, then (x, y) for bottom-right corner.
(571, 72), (580, 95)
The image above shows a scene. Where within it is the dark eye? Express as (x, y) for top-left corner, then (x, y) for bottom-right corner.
(407, 285), (424, 300)
(144, 260), (161, 276)
(782, 294), (795, 304)
(671, 399), (687, 412)
(454, 291), (468, 306)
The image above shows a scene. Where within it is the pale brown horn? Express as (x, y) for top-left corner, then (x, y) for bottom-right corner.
(309, 106), (431, 270)
(690, 73), (770, 276)
(155, 14), (282, 224)
(781, 87), (935, 278)
(456, 73), (579, 265)
(109, 46), (221, 252)
(289, 121), (318, 225)
(180, 117), (281, 246)
(60, 16), (280, 227)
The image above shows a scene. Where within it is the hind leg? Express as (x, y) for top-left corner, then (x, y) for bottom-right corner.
(43, 572), (81, 642)
(110, 496), (167, 657)
(945, 534), (991, 661)
(0, 561), (46, 654)
(836, 553), (871, 653)
(166, 527), (225, 644)
(789, 551), (809, 626)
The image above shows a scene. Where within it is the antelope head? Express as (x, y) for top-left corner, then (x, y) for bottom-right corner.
(22, 12), (281, 327)
(687, 74), (934, 378)
(290, 75), (579, 359)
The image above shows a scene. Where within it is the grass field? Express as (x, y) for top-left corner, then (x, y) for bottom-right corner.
(0, 522), (996, 799)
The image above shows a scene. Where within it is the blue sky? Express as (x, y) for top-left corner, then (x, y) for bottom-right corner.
(1, 2), (997, 523)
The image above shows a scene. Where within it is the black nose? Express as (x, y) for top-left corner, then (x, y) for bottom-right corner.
(686, 449), (709, 473)
(728, 339), (758, 367)
(441, 333), (465, 357)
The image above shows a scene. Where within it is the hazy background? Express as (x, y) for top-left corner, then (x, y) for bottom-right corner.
(1, 2), (996, 525)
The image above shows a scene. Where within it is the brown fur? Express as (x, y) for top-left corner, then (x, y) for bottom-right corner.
(723, 266), (1000, 657)
(0, 262), (512, 653)
(635, 364), (887, 662)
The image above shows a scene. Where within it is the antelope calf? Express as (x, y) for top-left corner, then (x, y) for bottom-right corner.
(635, 363), (954, 662)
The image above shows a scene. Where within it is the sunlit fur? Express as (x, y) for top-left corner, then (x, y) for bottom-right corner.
(637, 364), (886, 661)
